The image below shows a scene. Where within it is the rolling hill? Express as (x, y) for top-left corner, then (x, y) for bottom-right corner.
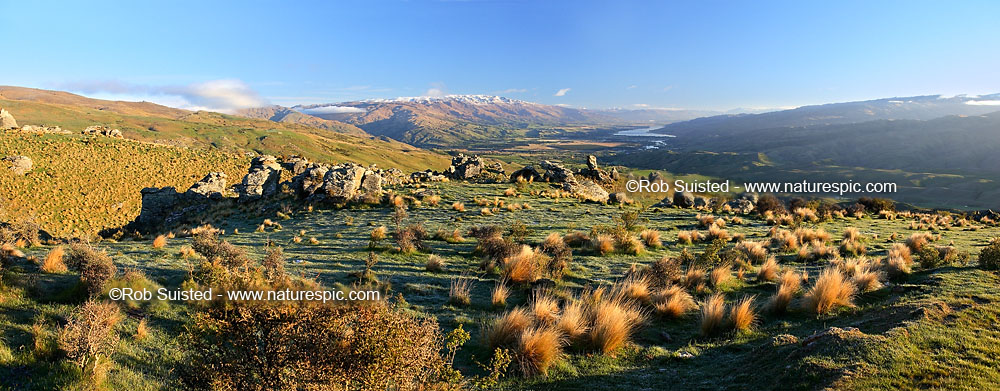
(0, 86), (448, 172)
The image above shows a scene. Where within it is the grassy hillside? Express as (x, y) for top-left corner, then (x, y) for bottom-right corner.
(0, 134), (250, 237)
(0, 87), (448, 173)
(1, 180), (998, 390)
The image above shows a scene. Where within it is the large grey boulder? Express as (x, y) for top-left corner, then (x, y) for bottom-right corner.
(136, 187), (180, 228)
(727, 198), (755, 214)
(186, 172), (228, 200)
(444, 154), (484, 180)
(673, 191), (695, 208)
(540, 160), (575, 183)
(321, 164), (367, 202)
(564, 179), (609, 203)
(239, 155), (282, 201)
(1, 108), (18, 129)
(358, 168), (384, 202)
(299, 164), (330, 196)
(3, 155), (32, 175)
(82, 125), (124, 138)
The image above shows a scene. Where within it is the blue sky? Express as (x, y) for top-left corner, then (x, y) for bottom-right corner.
(1, 0), (998, 112)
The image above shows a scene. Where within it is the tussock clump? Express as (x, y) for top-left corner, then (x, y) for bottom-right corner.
(425, 255), (446, 272)
(839, 227), (866, 256)
(798, 239), (839, 262)
(677, 230), (700, 245)
(803, 268), (855, 314)
(589, 296), (644, 355)
(395, 224), (429, 254)
(516, 326), (564, 376)
(639, 229), (662, 248)
(152, 235), (168, 249)
(906, 232), (933, 253)
(590, 235), (615, 256)
(853, 266), (884, 292)
(370, 226), (388, 242)
(709, 263), (732, 288)
(683, 268), (706, 290)
(452, 202), (466, 212)
(502, 245), (544, 284)
(728, 296), (757, 332)
(619, 236), (646, 256)
(735, 240), (769, 265)
(888, 243), (913, 264)
(652, 286), (695, 318)
(793, 207), (819, 223)
(756, 256), (780, 282)
(529, 292), (561, 325)
(699, 293), (727, 336)
(794, 227), (831, 244)
(562, 231), (591, 247)
(770, 229), (799, 252)
(884, 254), (912, 281)
(706, 225), (730, 242)
(449, 276), (473, 306)
(618, 275), (653, 305)
(492, 280), (510, 308)
(192, 232), (251, 269)
(556, 300), (589, 341)
(486, 308), (533, 351)
(433, 228), (465, 244)
(41, 246), (68, 274)
(696, 214), (717, 228)
(768, 270), (802, 314)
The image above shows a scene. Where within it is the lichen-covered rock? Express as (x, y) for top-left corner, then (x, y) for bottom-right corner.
(381, 168), (408, 186)
(281, 156), (311, 176)
(186, 172), (229, 200)
(82, 125), (124, 138)
(510, 165), (542, 182)
(358, 168), (383, 203)
(609, 192), (632, 205)
(299, 164), (330, 196)
(238, 156), (282, 201)
(136, 187), (181, 228)
(0, 108), (17, 129)
(3, 155), (32, 175)
(673, 191), (695, 208)
(577, 155), (614, 184)
(444, 153), (484, 180)
(540, 160), (575, 183)
(727, 198), (755, 214)
(411, 170), (446, 182)
(564, 179), (609, 203)
(321, 164), (367, 202)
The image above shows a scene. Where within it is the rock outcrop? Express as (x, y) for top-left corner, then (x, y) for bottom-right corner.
(0, 108), (17, 129)
(238, 156), (282, 201)
(186, 172), (229, 200)
(577, 155), (617, 184)
(82, 125), (124, 138)
(3, 155), (33, 175)
(564, 179), (609, 203)
(510, 165), (542, 182)
(444, 154), (484, 180)
(540, 161), (575, 183)
(673, 191), (695, 208)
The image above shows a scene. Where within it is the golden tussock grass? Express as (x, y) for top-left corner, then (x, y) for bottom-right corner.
(618, 275), (652, 305)
(619, 236), (646, 256)
(452, 202), (465, 212)
(700, 293), (727, 336)
(736, 240), (769, 264)
(449, 276), (473, 306)
(768, 270), (802, 314)
(530, 292), (561, 325)
(590, 235), (615, 256)
(425, 255), (445, 272)
(728, 296), (757, 332)
(803, 267), (856, 314)
(556, 300), (589, 341)
(502, 245), (542, 284)
(41, 246), (68, 274)
(706, 225), (730, 242)
(756, 256), (779, 282)
(135, 318), (149, 341)
(652, 286), (695, 318)
(152, 235), (168, 249)
(589, 296), (644, 355)
(684, 268), (706, 289)
(486, 308), (532, 350)
(639, 229), (662, 248)
(516, 326), (564, 376)
(709, 263), (732, 288)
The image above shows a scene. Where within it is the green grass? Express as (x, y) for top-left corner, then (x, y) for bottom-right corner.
(2, 180), (999, 390)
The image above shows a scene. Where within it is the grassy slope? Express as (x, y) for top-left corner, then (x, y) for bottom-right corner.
(2, 180), (999, 390)
(0, 97), (448, 173)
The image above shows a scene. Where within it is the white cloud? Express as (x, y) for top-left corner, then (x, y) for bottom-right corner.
(554, 88), (571, 97)
(627, 85), (637, 90)
(298, 106), (365, 115)
(965, 100), (1000, 106)
(425, 88), (446, 97)
(632, 103), (650, 108)
(498, 88), (527, 94)
(56, 79), (268, 113)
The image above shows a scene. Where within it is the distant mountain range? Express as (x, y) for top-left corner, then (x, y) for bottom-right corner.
(653, 94), (1000, 136)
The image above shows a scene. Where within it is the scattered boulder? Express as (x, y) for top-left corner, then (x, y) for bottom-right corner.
(238, 156), (282, 201)
(540, 160), (575, 183)
(771, 334), (799, 346)
(486, 162), (505, 175)
(444, 153), (484, 180)
(358, 168), (384, 203)
(17, 125), (67, 134)
(319, 164), (367, 203)
(3, 155), (32, 175)
(727, 198), (755, 214)
(564, 179), (609, 203)
(185, 172), (229, 200)
(381, 168), (408, 186)
(609, 192), (632, 205)
(693, 197), (709, 209)
(281, 156), (311, 176)
(411, 170), (447, 182)
(299, 164), (330, 196)
(0, 108), (17, 129)
(577, 155), (615, 184)
(82, 125), (124, 138)
(648, 171), (667, 183)
(739, 192), (759, 204)
(673, 191), (695, 208)
(510, 165), (542, 182)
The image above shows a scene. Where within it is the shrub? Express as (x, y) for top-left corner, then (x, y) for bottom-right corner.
(58, 300), (121, 382)
(67, 244), (118, 296)
(185, 302), (458, 391)
(700, 293), (727, 336)
(639, 229), (662, 248)
(192, 232), (251, 269)
(41, 246), (68, 273)
(646, 256), (682, 287)
(426, 255), (446, 272)
(589, 296), (644, 355)
(728, 296), (757, 332)
(756, 195), (786, 215)
(516, 327), (564, 376)
(858, 197), (895, 213)
(539, 233), (572, 279)
(396, 224), (429, 253)
(803, 268), (856, 314)
(979, 238), (1000, 270)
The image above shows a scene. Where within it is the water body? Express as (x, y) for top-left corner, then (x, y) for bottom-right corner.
(613, 125), (676, 137)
